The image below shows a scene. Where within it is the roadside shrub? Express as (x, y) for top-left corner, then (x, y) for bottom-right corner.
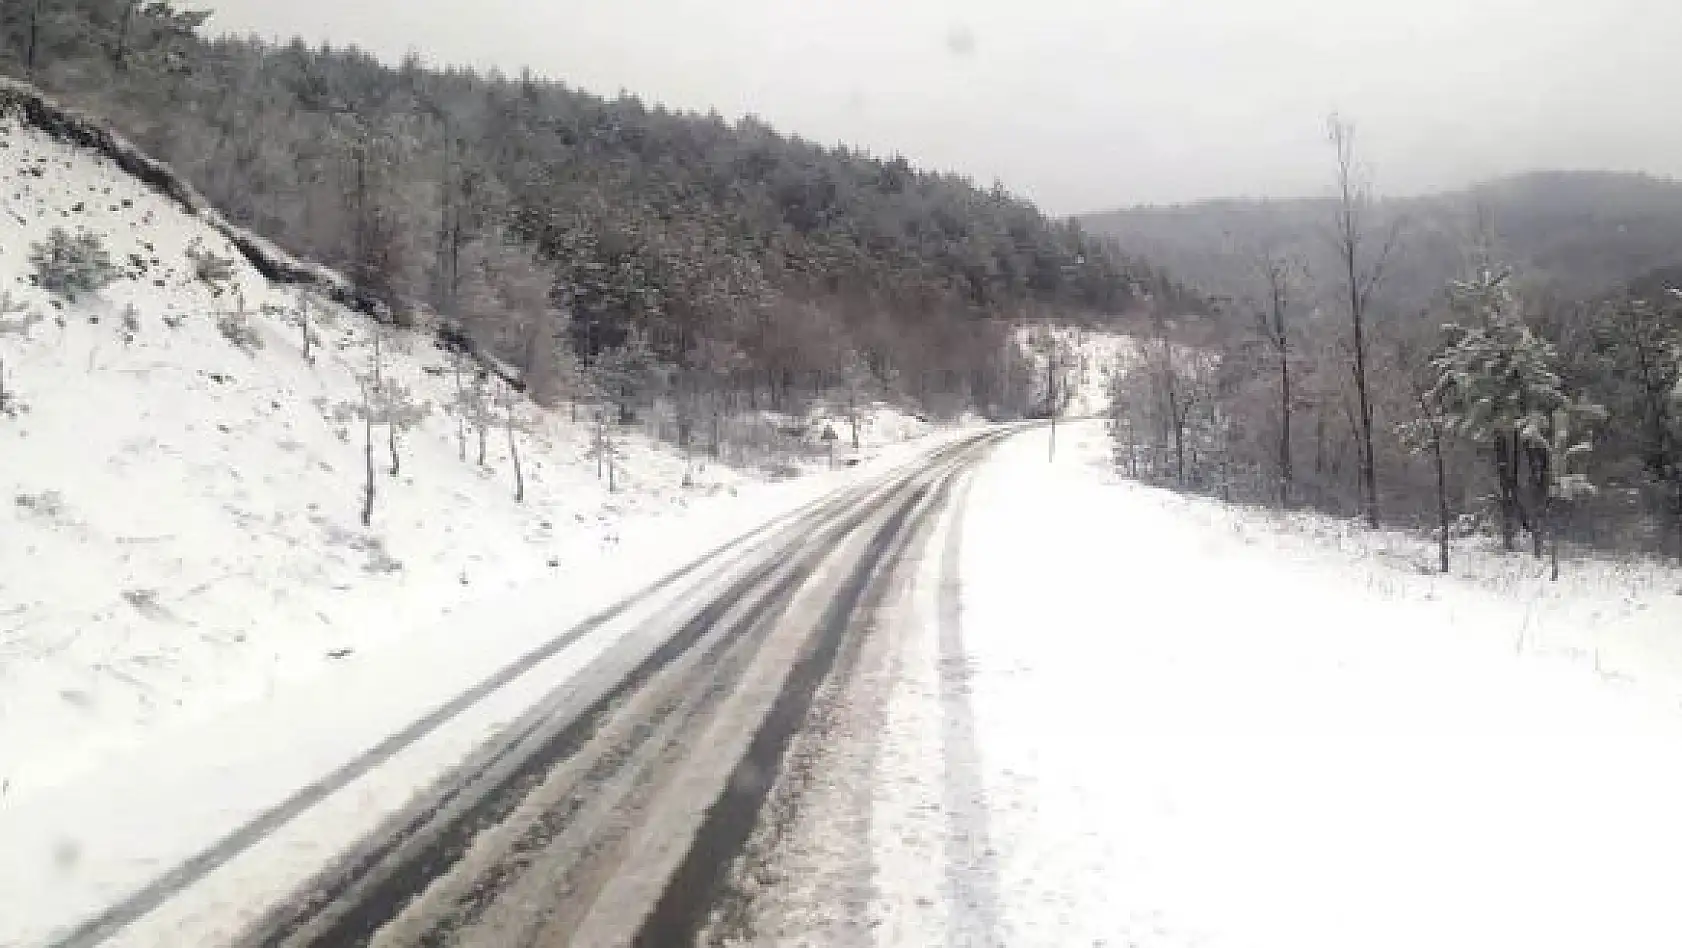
(187, 246), (237, 287)
(29, 228), (115, 302)
(217, 308), (263, 351)
(217, 289), (263, 351)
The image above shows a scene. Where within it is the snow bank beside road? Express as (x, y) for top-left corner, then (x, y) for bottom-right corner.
(957, 420), (1682, 948)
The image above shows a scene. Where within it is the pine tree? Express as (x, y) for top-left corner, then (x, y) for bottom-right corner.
(1432, 266), (1602, 563)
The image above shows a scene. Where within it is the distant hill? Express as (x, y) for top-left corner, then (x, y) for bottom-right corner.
(1082, 171), (1682, 314)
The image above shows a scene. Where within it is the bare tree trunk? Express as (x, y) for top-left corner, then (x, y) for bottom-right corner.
(388, 424), (400, 478)
(1495, 434), (1518, 551)
(25, 0), (42, 77)
(1278, 343), (1292, 507)
(1314, 406), (1326, 506)
(1549, 507), (1561, 582)
(1046, 348), (1058, 462)
(1329, 116), (1390, 529)
(113, 0), (138, 70)
(477, 423), (487, 466)
(361, 410), (375, 527)
(506, 413), (524, 503)
(452, 359), (467, 461)
(1433, 432), (1450, 573)
(1348, 242), (1378, 526)
(1675, 474), (1682, 566)
(1170, 393), (1186, 485)
(1530, 446), (1550, 559)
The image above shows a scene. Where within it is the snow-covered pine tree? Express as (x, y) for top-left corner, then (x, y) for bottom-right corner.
(1432, 266), (1603, 565)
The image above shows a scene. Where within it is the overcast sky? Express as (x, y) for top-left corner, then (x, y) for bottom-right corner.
(203, 0), (1682, 216)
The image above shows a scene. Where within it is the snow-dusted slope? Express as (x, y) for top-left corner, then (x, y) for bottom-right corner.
(0, 108), (934, 804)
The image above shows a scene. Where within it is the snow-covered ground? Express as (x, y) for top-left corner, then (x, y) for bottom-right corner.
(719, 417), (1682, 947)
(0, 106), (961, 945)
(948, 420), (1682, 947)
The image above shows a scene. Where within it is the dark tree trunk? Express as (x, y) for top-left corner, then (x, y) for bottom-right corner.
(361, 412), (375, 527)
(506, 414), (524, 503)
(1433, 432), (1450, 573)
(1046, 349), (1058, 462)
(1279, 347), (1292, 508)
(1494, 433), (1518, 551)
(388, 425), (400, 478)
(1529, 444), (1550, 559)
(1351, 300), (1378, 528)
(1550, 507), (1562, 582)
(113, 0), (137, 70)
(452, 360), (467, 461)
(26, 0), (42, 76)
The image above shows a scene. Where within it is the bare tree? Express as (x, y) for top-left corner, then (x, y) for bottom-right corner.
(294, 290), (316, 364)
(371, 377), (428, 478)
(1396, 336), (1453, 574)
(1328, 115), (1402, 528)
(24, 0), (42, 77)
(588, 411), (624, 492)
(494, 379), (528, 502)
(1254, 251), (1302, 507)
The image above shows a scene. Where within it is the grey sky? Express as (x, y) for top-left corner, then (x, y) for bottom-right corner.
(204, 0), (1682, 215)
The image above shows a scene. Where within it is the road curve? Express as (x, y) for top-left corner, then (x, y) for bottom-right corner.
(211, 425), (1024, 948)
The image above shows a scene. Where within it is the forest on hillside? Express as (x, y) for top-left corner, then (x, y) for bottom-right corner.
(1082, 125), (1682, 568)
(0, 1), (1192, 428)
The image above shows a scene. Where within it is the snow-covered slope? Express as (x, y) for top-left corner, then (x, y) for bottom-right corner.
(0, 106), (935, 804)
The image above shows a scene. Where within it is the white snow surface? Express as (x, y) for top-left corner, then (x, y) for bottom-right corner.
(935, 421), (1682, 948)
(0, 113), (957, 945)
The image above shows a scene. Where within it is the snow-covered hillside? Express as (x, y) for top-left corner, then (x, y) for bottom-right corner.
(0, 107), (934, 804)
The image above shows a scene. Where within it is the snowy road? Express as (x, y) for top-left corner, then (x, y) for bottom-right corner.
(14, 425), (1026, 948)
(708, 419), (1682, 948)
(17, 419), (1682, 948)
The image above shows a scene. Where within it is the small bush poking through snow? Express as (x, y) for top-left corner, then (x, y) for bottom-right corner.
(215, 293), (263, 352)
(29, 227), (115, 302)
(187, 245), (237, 289)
